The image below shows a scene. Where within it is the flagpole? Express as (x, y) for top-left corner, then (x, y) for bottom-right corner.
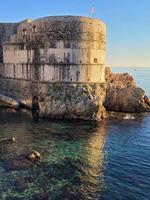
(89, 0), (95, 18)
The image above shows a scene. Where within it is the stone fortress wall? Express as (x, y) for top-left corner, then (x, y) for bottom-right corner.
(1, 16), (148, 119)
(0, 23), (18, 63)
(1, 16), (106, 83)
(0, 16), (107, 120)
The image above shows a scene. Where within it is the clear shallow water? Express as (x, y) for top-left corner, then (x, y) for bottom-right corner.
(0, 67), (150, 200)
(0, 111), (150, 200)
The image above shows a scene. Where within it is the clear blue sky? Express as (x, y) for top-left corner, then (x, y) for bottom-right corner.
(1, 0), (150, 67)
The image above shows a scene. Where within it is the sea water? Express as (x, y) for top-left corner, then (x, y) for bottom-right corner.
(0, 67), (150, 200)
(112, 67), (150, 97)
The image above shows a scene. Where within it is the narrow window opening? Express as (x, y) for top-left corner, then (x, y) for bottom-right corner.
(76, 71), (80, 81)
(64, 41), (70, 48)
(94, 58), (98, 63)
(23, 29), (27, 35)
(19, 44), (24, 50)
(32, 25), (37, 33)
(49, 41), (57, 48)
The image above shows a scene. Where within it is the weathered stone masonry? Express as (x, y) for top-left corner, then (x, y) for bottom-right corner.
(0, 78), (106, 120)
(0, 16), (107, 120)
(1, 16), (148, 118)
(0, 23), (18, 63)
(1, 16), (106, 83)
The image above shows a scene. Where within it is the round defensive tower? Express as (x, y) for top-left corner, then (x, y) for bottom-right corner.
(3, 16), (106, 82)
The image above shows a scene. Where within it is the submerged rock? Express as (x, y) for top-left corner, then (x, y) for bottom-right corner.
(0, 137), (16, 144)
(28, 150), (41, 161)
(10, 137), (16, 143)
(104, 67), (150, 113)
(4, 158), (32, 171)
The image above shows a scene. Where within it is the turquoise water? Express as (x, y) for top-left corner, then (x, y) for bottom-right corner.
(0, 67), (150, 200)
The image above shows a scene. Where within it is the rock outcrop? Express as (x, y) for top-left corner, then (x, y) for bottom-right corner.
(0, 94), (19, 109)
(0, 67), (150, 120)
(38, 83), (106, 121)
(28, 150), (41, 162)
(104, 67), (150, 112)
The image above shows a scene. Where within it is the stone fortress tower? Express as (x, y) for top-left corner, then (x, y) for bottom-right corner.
(1, 16), (106, 83)
(0, 16), (107, 121)
(0, 16), (149, 119)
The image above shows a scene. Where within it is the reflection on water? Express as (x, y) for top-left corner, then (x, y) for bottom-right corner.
(32, 111), (39, 123)
(0, 108), (106, 200)
(0, 108), (150, 200)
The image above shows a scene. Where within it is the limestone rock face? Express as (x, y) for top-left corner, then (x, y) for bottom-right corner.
(38, 83), (106, 121)
(105, 67), (150, 112)
(105, 66), (112, 80)
(105, 86), (150, 112)
(106, 71), (136, 89)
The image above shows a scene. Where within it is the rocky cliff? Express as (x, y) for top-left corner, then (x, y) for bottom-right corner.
(104, 67), (150, 112)
(0, 67), (150, 121)
(0, 78), (107, 121)
(39, 83), (106, 121)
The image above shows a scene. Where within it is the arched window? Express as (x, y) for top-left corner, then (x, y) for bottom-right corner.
(22, 29), (27, 35)
(32, 25), (36, 33)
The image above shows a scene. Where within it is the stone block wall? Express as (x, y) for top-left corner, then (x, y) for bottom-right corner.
(0, 23), (18, 63)
(0, 77), (106, 120)
(2, 16), (106, 83)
